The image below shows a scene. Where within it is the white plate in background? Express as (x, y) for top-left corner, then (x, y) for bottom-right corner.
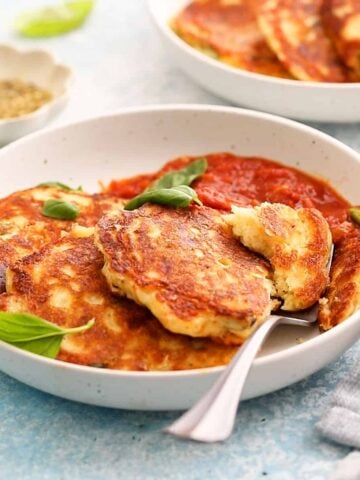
(148, 0), (360, 123)
(0, 105), (359, 410)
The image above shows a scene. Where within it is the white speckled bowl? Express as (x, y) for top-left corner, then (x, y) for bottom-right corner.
(0, 105), (359, 410)
(0, 44), (72, 145)
(148, 0), (360, 123)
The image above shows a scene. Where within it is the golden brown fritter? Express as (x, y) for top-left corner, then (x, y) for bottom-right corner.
(319, 232), (360, 329)
(0, 229), (237, 370)
(0, 186), (124, 291)
(172, 0), (292, 78)
(255, 0), (349, 81)
(95, 204), (277, 345)
(322, 0), (360, 78)
(226, 203), (332, 310)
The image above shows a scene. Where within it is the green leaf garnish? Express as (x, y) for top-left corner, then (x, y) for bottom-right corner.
(38, 182), (83, 191)
(14, 0), (95, 38)
(125, 159), (206, 211)
(42, 199), (80, 220)
(38, 182), (72, 191)
(0, 312), (94, 358)
(198, 46), (219, 60)
(124, 185), (202, 211)
(349, 207), (360, 225)
(148, 158), (207, 191)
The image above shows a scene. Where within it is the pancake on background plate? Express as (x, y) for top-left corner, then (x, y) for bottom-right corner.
(322, 0), (360, 79)
(255, 0), (349, 81)
(172, 0), (292, 78)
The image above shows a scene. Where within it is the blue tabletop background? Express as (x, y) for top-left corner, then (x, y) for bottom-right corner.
(0, 2), (359, 479)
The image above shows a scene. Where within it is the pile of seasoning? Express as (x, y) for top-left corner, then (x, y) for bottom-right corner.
(0, 79), (52, 119)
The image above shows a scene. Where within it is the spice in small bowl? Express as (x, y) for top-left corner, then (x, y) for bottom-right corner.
(0, 79), (52, 119)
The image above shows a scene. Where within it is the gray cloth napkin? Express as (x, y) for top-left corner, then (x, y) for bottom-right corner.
(317, 363), (360, 479)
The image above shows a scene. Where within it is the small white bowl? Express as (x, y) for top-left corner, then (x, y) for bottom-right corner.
(148, 0), (360, 123)
(0, 44), (72, 145)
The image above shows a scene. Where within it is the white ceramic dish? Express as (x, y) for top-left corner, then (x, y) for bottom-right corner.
(148, 0), (360, 123)
(0, 105), (359, 411)
(0, 44), (72, 145)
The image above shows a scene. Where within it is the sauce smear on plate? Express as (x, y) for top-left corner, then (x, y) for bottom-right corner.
(107, 153), (352, 244)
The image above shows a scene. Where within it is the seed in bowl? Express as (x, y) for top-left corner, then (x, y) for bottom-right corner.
(0, 79), (52, 119)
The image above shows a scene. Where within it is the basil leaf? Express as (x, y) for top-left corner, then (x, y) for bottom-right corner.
(349, 207), (360, 225)
(0, 312), (94, 359)
(148, 158), (208, 191)
(38, 182), (72, 191)
(198, 46), (219, 60)
(38, 182), (83, 191)
(42, 199), (79, 220)
(10, 336), (63, 359)
(124, 185), (202, 211)
(15, 0), (95, 38)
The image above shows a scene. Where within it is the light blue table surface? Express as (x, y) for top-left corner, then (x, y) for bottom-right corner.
(0, 2), (359, 479)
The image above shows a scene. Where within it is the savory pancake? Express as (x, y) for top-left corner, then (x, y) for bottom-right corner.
(319, 232), (360, 329)
(226, 203), (332, 310)
(96, 204), (277, 345)
(0, 186), (124, 291)
(322, 0), (360, 78)
(172, 0), (292, 78)
(0, 229), (237, 370)
(255, 0), (348, 81)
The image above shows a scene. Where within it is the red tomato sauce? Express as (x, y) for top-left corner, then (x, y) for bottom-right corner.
(107, 153), (354, 244)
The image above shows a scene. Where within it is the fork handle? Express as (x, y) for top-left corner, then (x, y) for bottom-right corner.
(164, 315), (285, 443)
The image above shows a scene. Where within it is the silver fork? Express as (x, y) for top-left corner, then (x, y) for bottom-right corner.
(164, 245), (334, 443)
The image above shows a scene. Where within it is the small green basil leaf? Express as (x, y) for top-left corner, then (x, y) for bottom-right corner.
(38, 182), (83, 191)
(349, 207), (360, 225)
(0, 312), (62, 342)
(198, 46), (219, 59)
(15, 0), (95, 38)
(10, 336), (63, 359)
(42, 199), (80, 220)
(148, 158), (208, 191)
(0, 312), (95, 358)
(38, 182), (72, 191)
(124, 185), (202, 211)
